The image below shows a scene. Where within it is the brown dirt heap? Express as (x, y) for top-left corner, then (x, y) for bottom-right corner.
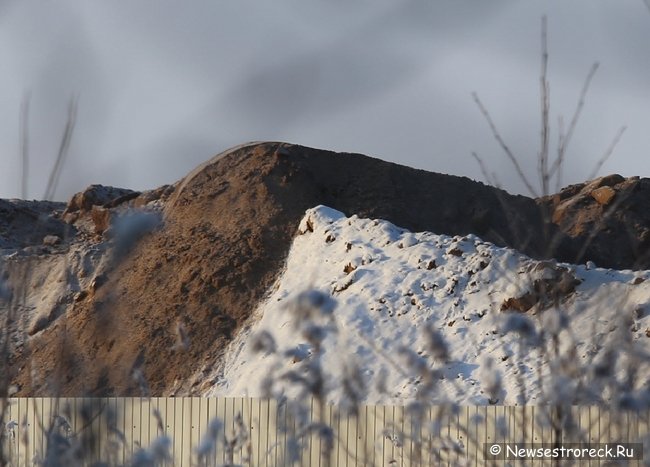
(538, 174), (650, 269)
(5, 142), (650, 396)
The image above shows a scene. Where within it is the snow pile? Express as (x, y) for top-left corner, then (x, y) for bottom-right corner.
(204, 206), (650, 405)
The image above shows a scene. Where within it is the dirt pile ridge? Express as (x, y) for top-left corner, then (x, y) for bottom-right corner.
(538, 174), (650, 270)
(4, 142), (649, 396)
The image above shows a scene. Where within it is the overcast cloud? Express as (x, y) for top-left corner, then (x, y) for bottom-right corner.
(0, 1), (648, 200)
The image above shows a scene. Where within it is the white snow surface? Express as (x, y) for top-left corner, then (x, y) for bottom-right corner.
(203, 206), (650, 405)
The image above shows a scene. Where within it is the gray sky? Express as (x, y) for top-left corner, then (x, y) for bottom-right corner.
(1, 1), (649, 200)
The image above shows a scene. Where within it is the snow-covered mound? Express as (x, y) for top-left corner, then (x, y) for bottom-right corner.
(204, 206), (650, 405)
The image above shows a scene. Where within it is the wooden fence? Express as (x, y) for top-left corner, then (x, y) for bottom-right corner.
(1, 398), (648, 466)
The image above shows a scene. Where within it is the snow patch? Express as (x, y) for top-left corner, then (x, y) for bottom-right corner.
(203, 206), (650, 406)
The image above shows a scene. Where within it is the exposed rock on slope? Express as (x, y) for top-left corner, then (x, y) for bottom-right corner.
(3, 142), (649, 396)
(538, 174), (650, 269)
(0, 199), (70, 252)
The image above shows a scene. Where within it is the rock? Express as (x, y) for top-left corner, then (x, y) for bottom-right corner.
(74, 290), (88, 302)
(539, 175), (650, 269)
(28, 303), (62, 336)
(91, 206), (112, 235)
(502, 264), (580, 312)
(65, 185), (137, 214)
(63, 212), (79, 224)
(501, 292), (537, 312)
(133, 184), (175, 208)
(90, 273), (107, 293)
(43, 235), (61, 246)
(28, 313), (51, 336)
(22, 245), (45, 255)
(594, 173), (625, 188)
(591, 186), (616, 205)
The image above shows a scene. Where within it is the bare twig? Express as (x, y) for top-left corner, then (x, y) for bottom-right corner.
(554, 115), (565, 192)
(538, 15), (551, 196)
(470, 152), (499, 188)
(43, 97), (78, 201)
(19, 93), (30, 200)
(550, 63), (599, 191)
(472, 15), (617, 202)
(587, 125), (627, 181)
(471, 92), (539, 197)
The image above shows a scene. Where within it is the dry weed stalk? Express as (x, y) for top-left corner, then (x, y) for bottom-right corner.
(469, 19), (646, 461)
(472, 16), (626, 200)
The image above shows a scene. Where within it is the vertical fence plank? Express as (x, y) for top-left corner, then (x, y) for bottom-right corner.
(174, 396), (182, 465)
(365, 405), (378, 467)
(245, 397), (254, 464)
(225, 397), (235, 464)
(138, 397), (150, 457)
(45, 397), (54, 462)
(470, 405), (483, 466)
(249, 396), (260, 466)
(160, 397), (175, 467)
(17, 398), (28, 466)
(234, 397), (246, 465)
(266, 398), (279, 467)
(303, 397), (315, 467)
(163, 397), (174, 464)
(4, 399), (15, 465)
(170, 397), (182, 466)
(148, 398), (161, 455)
(32, 398), (40, 463)
(126, 396), (136, 460)
(109, 397), (119, 460)
(482, 404), (494, 459)
(628, 408), (639, 467)
(207, 396), (221, 466)
(186, 397), (196, 465)
(384, 404), (397, 466)
(218, 397), (228, 465)
(132, 397), (145, 462)
(263, 397), (273, 467)
(355, 406), (369, 467)
(335, 405), (347, 467)
(347, 410), (360, 467)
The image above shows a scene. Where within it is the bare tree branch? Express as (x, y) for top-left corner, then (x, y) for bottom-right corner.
(587, 125), (627, 180)
(472, 15), (620, 201)
(550, 62), (599, 190)
(471, 92), (539, 197)
(555, 115), (565, 192)
(538, 15), (550, 196)
(43, 97), (78, 201)
(19, 93), (30, 200)
(471, 151), (500, 188)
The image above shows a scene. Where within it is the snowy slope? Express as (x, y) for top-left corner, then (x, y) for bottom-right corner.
(203, 206), (650, 405)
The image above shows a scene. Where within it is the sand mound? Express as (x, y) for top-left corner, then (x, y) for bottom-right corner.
(7, 142), (650, 396)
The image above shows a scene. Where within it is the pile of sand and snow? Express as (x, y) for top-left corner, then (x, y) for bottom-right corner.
(4, 143), (650, 397)
(205, 205), (650, 405)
